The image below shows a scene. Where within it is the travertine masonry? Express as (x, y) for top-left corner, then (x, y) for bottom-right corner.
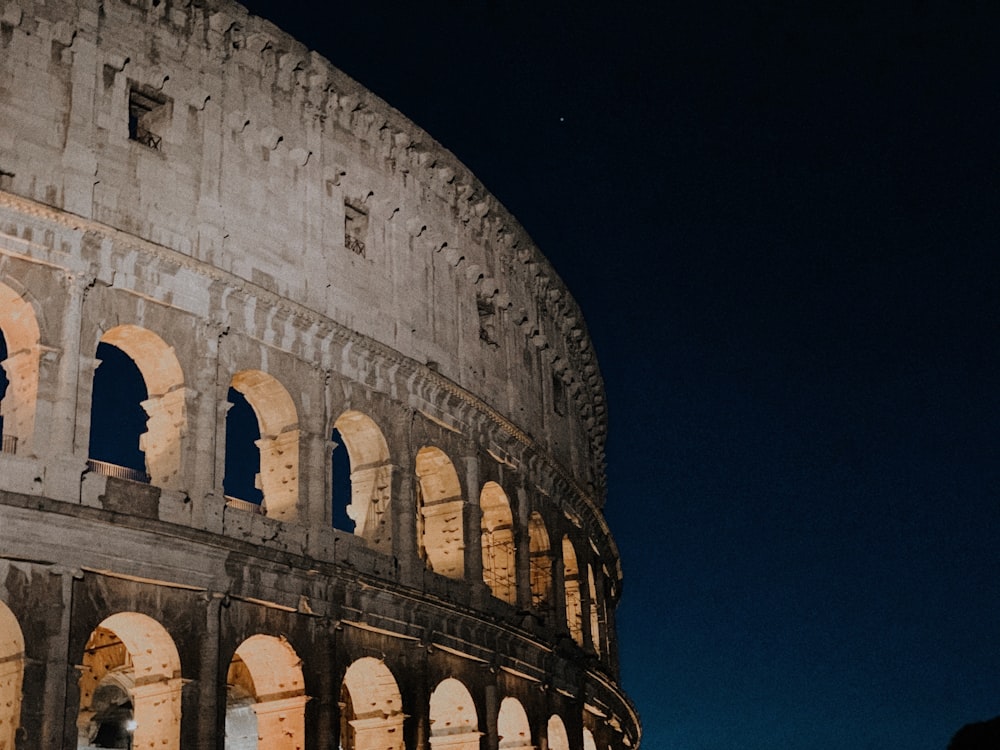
(0, 1), (639, 748)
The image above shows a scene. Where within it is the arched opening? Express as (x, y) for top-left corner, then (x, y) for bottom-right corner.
(587, 565), (601, 656)
(77, 612), (182, 750)
(88, 342), (148, 481)
(332, 411), (392, 550)
(583, 728), (598, 750)
(225, 370), (300, 519)
(562, 537), (584, 646)
(0, 281), (41, 455)
(428, 678), (480, 750)
(226, 635), (307, 750)
(480, 482), (516, 604)
(339, 657), (404, 750)
(547, 716), (570, 750)
(89, 326), (186, 486)
(497, 697), (531, 750)
(528, 513), (553, 610)
(224, 388), (263, 509)
(415, 446), (464, 579)
(0, 599), (24, 749)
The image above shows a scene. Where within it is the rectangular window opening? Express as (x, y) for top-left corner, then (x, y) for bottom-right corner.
(344, 202), (368, 256)
(128, 84), (169, 150)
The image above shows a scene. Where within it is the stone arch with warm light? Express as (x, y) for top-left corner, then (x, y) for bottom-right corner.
(0, 599), (24, 749)
(480, 482), (516, 604)
(562, 537), (584, 646)
(98, 325), (187, 488)
(497, 697), (532, 750)
(428, 678), (481, 750)
(76, 612), (182, 750)
(528, 512), (553, 611)
(587, 565), (601, 656)
(0, 280), (41, 455)
(229, 370), (300, 519)
(340, 657), (405, 750)
(333, 410), (393, 551)
(227, 634), (308, 750)
(415, 446), (465, 579)
(547, 715), (570, 750)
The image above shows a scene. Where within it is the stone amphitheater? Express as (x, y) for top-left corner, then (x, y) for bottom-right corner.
(0, 0), (640, 748)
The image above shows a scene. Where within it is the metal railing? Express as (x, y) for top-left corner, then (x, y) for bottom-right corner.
(86, 458), (149, 483)
(225, 496), (265, 515)
(0, 434), (16, 454)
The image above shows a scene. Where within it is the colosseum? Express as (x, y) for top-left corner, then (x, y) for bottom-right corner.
(0, 1), (640, 748)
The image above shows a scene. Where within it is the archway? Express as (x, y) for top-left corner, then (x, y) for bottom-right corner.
(480, 482), (516, 603)
(562, 537), (583, 646)
(226, 370), (300, 519)
(428, 678), (480, 750)
(226, 635), (307, 750)
(332, 411), (392, 550)
(89, 325), (186, 486)
(77, 612), (182, 750)
(528, 513), (552, 610)
(0, 281), (41, 454)
(497, 697), (531, 750)
(583, 727), (598, 750)
(547, 716), (569, 750)
(0, 599), (24, 750)
(587, 565), (601, 656)
(339, 657), (404, 750)
(415, 447), (464, 579)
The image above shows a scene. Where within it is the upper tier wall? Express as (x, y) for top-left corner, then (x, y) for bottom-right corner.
(0, 0), (609, 499)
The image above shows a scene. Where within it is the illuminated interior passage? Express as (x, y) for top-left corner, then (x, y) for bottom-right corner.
(340, 657), (404, 750)
(562, 537), (584, 646)
(497, 697), (532, 750)
(429, 678), (480, 750)
(415, 446), (465, 579)
(588, 565), (601, 655)
(0, 600), (24, 750)
(480, 482), (516, 603)
(227, 635), (307, 750)
(76, 612), (182, 750)
(548, 716), (570, 750)
(528, 512), (553, 610)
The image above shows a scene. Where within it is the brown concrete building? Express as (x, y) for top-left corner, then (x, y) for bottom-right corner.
(0, 0), (640, 748)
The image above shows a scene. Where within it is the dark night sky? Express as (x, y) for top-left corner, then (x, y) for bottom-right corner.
(235, 3), (998, 748)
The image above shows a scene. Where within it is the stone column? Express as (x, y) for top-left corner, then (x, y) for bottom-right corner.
(396, 414), (420, 586)
(484, 683), (500, 750)
(33, 275), (87, 491)
(196, 592), (224, 750)
(515, 487), (532, 610)
(462, 454), (484, 595)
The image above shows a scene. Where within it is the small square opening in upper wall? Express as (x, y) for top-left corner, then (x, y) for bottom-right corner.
(128, 83), (170, 150)
(344, 202), (368, 257)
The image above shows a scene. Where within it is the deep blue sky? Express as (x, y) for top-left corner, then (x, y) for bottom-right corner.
(239, 3), (999, 748)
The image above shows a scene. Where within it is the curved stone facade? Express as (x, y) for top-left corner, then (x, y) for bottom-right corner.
(0, 1), (639, 748)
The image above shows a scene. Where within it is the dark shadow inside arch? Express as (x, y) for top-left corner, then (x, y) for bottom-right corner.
(330, 427), (354, 532)
(224, 387), (263, 506)
(88, 341), (148, 475)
